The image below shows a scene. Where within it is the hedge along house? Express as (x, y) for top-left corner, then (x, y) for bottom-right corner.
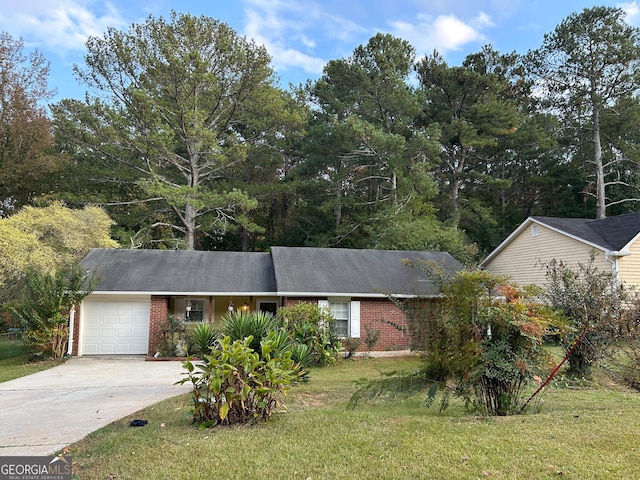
(72, 247), (463, 356)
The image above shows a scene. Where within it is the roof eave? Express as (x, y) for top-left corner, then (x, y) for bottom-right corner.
(88, 291), (279, 296)
(277, 291), (438, 298)
(480, 217), (615, 267)
(480, 217), (538, 267)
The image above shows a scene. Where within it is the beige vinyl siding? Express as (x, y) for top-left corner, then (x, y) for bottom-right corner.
(617, 240), (640, 287)
(483, 223), (610, 287)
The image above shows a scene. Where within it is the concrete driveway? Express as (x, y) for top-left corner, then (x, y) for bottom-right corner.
(0, 356), (191, 456)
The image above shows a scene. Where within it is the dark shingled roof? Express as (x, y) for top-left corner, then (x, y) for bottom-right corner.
(80, 249), (276, 294)
(270, 247), (462, 297)
(80, 247), (463, 297)
(531, 211), (640, 252)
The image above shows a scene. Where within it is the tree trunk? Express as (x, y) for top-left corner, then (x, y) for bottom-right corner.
(334, 180), (342, 227)
(450, 174), (462, 230)
(184, 203), (196, 250)
(592, 92), (606, 219)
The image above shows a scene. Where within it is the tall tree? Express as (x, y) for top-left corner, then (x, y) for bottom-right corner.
(527, 6), (640, 219)
(415, 48), (522, 230)
(52, 13), (286, 249)
(301, 33), (441, 248)
(0, 32), (58, 214)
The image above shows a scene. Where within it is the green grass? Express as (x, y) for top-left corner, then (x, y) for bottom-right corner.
(66, 356), (640, 480)
(0, 336), (64, 382)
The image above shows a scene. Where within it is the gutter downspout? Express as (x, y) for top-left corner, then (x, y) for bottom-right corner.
(67, 305), (75, 356)
(605, 252), (620, 289)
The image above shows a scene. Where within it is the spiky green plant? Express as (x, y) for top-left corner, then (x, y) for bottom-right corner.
(188, 322), (218, 357)
(221, 310), (278, 352)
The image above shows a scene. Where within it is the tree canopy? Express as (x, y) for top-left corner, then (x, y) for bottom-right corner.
(53, 12), (292, 250)
(0, 32), (59, 214)
(527, 6), (640, 219)
(2, 6), (640, 261)
(0, 202), (117, 299)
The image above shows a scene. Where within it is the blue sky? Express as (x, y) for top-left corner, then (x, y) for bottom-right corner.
(0, 0), (638, 102)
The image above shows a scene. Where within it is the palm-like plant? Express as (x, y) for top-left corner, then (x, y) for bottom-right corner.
(188, 322), (218, 357)
(222, 310), (278, 352)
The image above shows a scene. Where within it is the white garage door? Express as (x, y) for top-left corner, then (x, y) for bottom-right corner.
(82, 298), (150, 355)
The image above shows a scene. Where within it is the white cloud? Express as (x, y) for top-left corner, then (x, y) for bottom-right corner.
(0, 0), (126, 54)
(619, 1), (640, 24)
(473, 11), (495, 29)
(390, 13), (488, 55)
(242, 0), (366, 75)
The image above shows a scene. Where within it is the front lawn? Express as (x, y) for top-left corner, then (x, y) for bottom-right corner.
(0, 336), (64, 383)
(67, 356), (640, 479)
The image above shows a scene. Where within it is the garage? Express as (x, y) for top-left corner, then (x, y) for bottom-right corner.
(81, 298), (150, 355)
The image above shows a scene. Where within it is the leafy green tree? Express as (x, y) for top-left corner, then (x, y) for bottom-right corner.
(300, 34), (443, 248)
(52, 12), (289, 250)
(215, 89), (310, 251)
(0, 202), (117, 299)
(0, 32), (59, 213)
(527, 6), (640, 219)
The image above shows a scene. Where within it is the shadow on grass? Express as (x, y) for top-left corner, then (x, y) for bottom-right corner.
(0, 336), (65, 383)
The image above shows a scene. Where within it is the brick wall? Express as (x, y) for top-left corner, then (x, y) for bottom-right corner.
(282, 296), (409, 352)
(358, 298), (409, 351)
(71, 305), (80, 356)
(148, 296), (169, 355)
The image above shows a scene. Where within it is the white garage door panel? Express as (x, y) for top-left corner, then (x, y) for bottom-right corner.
(82, 299), (150, 355)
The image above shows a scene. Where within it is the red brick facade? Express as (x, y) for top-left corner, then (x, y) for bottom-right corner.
(71, 305), (80, 356)
(282, 297), (409, 352)
(148, 296), (169, 355)
(359, 298), (409, 351)
(72, 295), (410, 356)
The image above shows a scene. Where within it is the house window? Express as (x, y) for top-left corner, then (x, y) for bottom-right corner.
(319, 299), (360, 338)
(258, 300), (279, 315)
(184, 299), (204, 322)
(532, 225), (538, 237)
(330, 301), (350, 338)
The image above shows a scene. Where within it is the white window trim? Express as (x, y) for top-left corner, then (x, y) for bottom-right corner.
(319, 298), (360, 339)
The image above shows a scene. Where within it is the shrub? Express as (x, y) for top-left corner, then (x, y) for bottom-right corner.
(363, 325), (381, 356)
(598, 302), (640, 392)
(343, 338), (361, 359)
(277, 303), (342, 366)
(288, 341), (313, 368)
(543, 256), (634, 377)
(157, 314), (186, 357)
(187, 322), (218, 357)
(350, 269), (561, 416)
(8, 265), (94, 359)
(178, 335), (299, 427)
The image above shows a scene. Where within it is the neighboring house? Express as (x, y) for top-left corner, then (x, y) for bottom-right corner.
(480, 212), (640, 288)
(72, 246), (462, 356)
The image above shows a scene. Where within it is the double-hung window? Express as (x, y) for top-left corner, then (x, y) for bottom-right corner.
(330, 301), (349, 338)
(319, 299), (360, 339)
